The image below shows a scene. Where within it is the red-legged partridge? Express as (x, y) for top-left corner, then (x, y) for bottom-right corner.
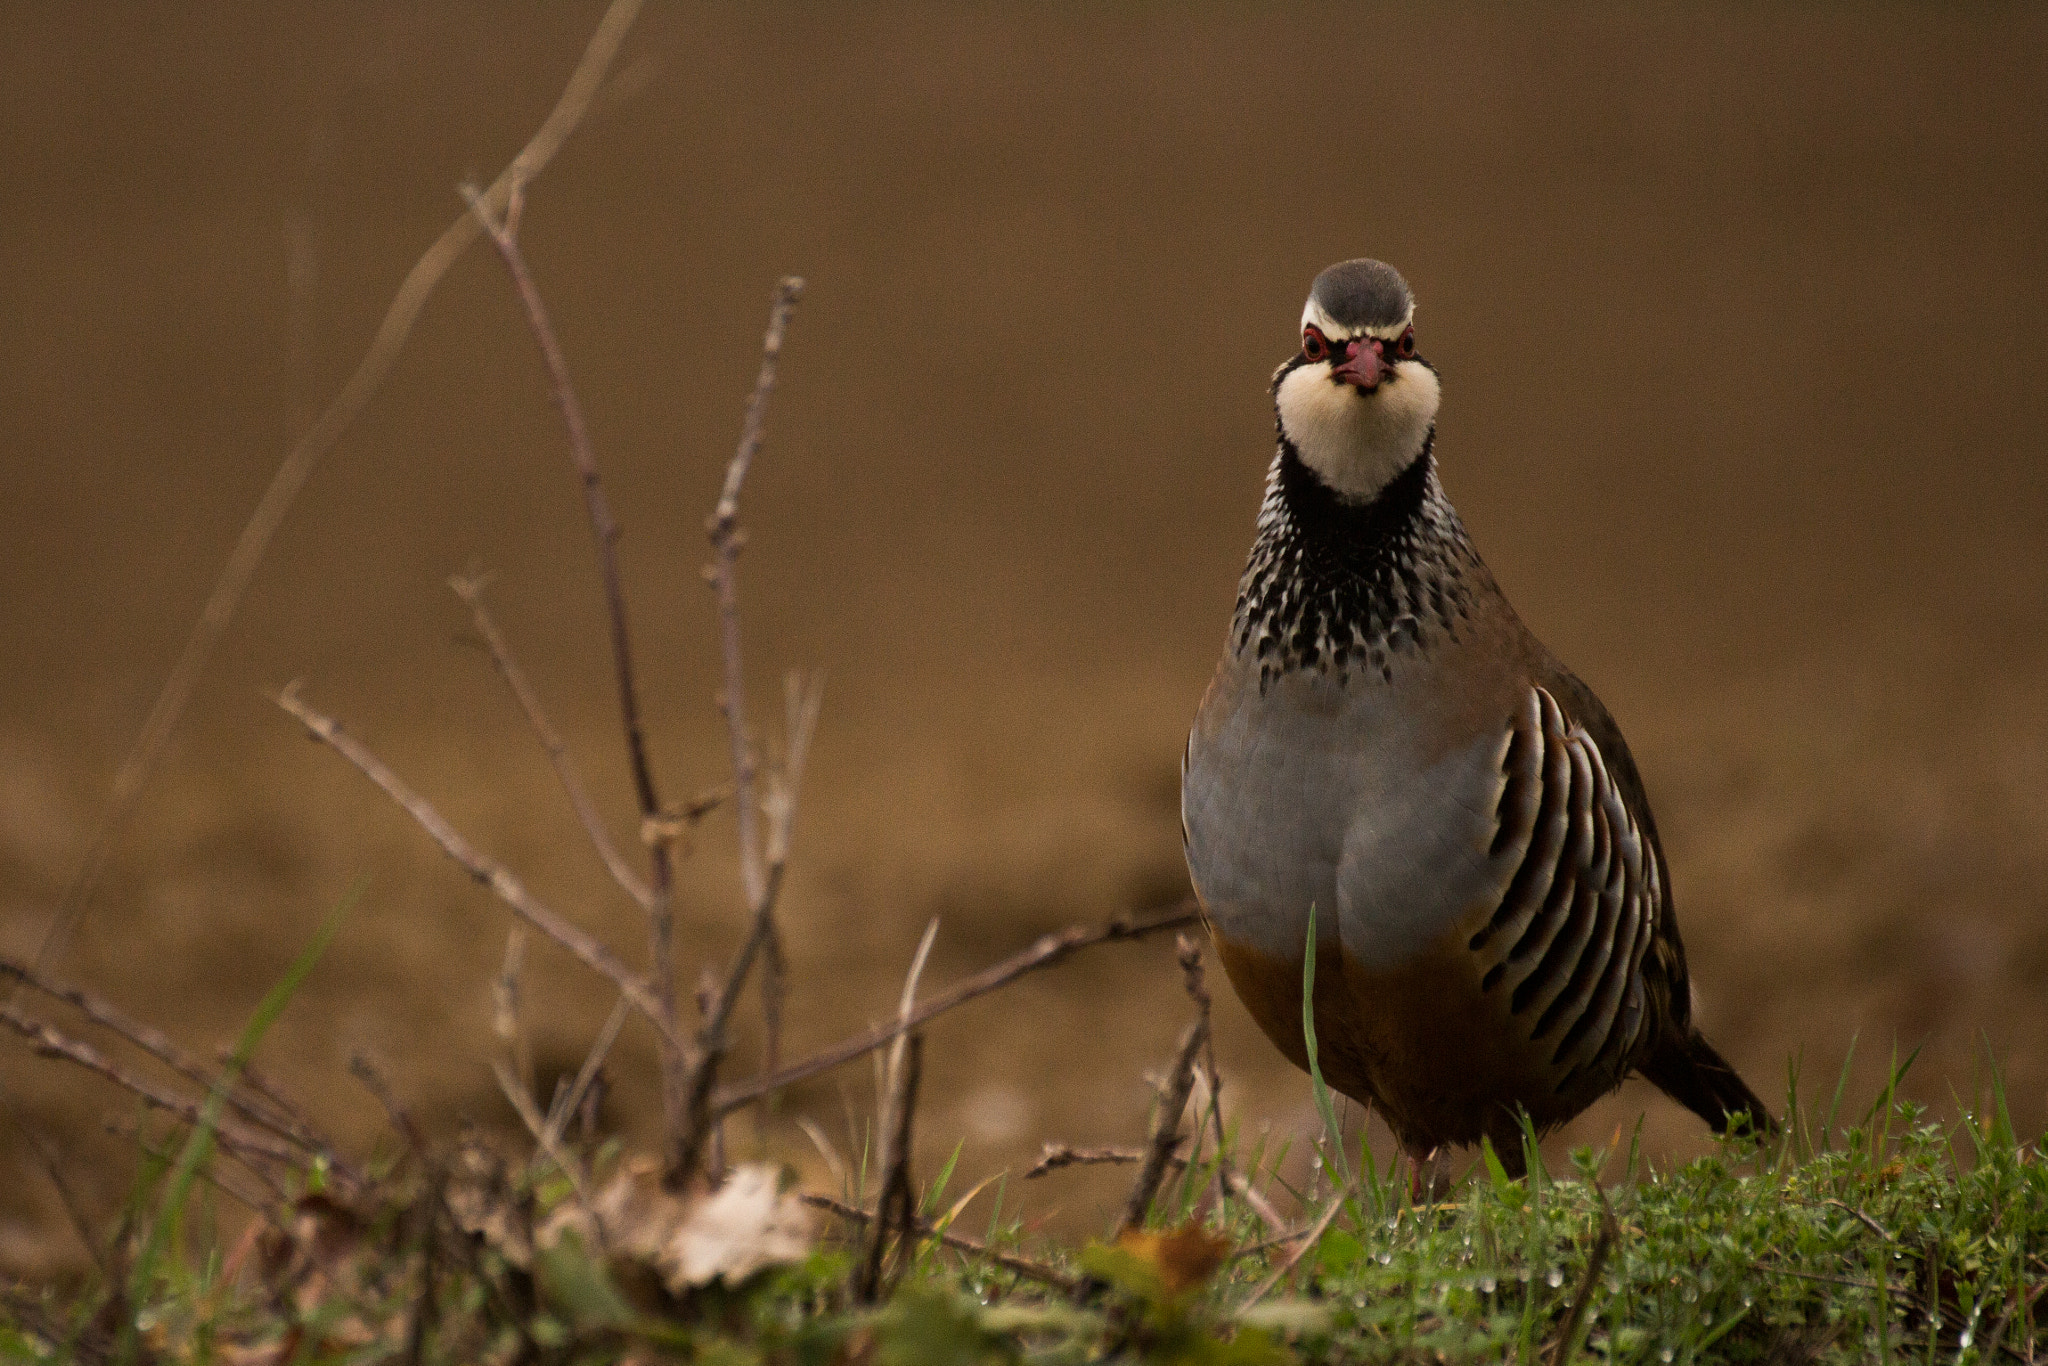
(1181, 259), (1772, 1177)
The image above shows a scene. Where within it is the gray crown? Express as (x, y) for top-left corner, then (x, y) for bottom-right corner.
(1309, 259), (1413, 331)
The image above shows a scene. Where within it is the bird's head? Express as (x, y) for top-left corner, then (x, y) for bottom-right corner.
(1274, 259), (1441, 501)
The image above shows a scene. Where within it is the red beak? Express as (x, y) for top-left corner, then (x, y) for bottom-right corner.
(1330, 337), (1390, 393)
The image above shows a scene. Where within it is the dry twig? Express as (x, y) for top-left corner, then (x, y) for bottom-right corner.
(274, 683), (685, 1058)
(1025, 1144), (1165, 1180)
(349, 1052), (429, 1157)
(542, 995), (630, 1153)
(802, 1194), (1078, 1293)
(0, 955), (352, 1185)
(0, 1001), (308, 1199)
(36, 0), (647, 968)
(492, 928), (536, 1102)
(351, 1053), (537, 1360)
(714, 900), (1199, 1114)
(463, 179), (686, 1156)
(233, 1056), (323, 1145)
(1174, 936), (1287, 1237)
(706, 277), (806, 918)
(492, 1057), (597, 1233)
(449, 572), (654, 912)
(1118, 1019), (1207, 1235)
(3, 1097), (109, 1275)
(855, 1034), (923, 1303)
(104, 1115), (286, 1226)
(854, 920), (938, 1302)
(1241, 1183), (1353, 1310)
(658, 282), (810, 1187)
(702, 278), (806, 1090)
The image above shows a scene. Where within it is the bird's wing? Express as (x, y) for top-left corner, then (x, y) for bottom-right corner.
(1464, 685), (1666, 1086)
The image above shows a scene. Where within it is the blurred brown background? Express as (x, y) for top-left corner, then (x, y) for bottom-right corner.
(3, 4), (2046, 1273)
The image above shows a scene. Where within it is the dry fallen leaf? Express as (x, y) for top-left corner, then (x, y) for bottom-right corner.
(1114, 1223), (1232, 1297)
(536, 1156), (815, 1293)
(661, 1163), (815, 1289)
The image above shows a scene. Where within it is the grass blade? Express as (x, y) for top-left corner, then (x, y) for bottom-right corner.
(1301, 905), (1353, 1190)
(122, 878), (364, 1356)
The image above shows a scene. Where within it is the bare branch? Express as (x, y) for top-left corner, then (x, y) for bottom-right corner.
(492, 1057), (596, 1229)
(232, 1057), (324, 1146)
(652, 285), (807, 1189)
(883, 919), (939, 1136)
(1240, 1182), (1353, 1310)
(713, 901), (1199, 1115)
(707, 277), (806, 906)
(702, 279), (806, 1101)
(1216, 1155), (1289, 1240)
(349, 1051), (430, 1157)
(802, 1194), (1077, 1293)
(1173, 935), (1286, 1237)
(0, 955), (353, 1184)
(1025, 1144), (1169, 1180)
(0, 1000), (311, 1199)
(35, 0), (647, 968)
(105, 1115), (288, 1226)
(855, 1032), (923, 1303)
(666, 857), (788, 1185)
(759, 670), (824, 1081)
(274, 683), (687, 1059)
(449, 572), (654, 911)
(1118, 1019), (1206, 1235)
(492, 927), (536, 1101)
(461, 178), (684, 1150)
(542, 994), (630, 1153)
(853, 921), (939, 1300)
(2, 1098), (109, 1275)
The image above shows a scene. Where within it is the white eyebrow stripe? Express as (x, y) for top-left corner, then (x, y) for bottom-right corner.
(1300, 297), (1415, 343)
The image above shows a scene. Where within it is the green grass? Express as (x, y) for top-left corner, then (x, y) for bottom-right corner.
(4, 1053), (2042, 1366)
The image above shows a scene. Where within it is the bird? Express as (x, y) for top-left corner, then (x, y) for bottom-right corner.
(1180, 258), (1772, 1181)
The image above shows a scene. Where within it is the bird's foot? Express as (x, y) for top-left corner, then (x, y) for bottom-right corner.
(1405, 1146), (1453, 1205)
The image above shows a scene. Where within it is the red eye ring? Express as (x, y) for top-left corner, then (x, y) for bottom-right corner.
(1397, 328), (1416, 358)
(1302, 326), (1330, 362)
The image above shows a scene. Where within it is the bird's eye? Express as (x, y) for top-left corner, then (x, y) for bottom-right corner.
(1397, 329), (1416, 358)
(1302, 327), (1329, 362)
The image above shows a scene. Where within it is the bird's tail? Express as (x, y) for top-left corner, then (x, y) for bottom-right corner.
(1642, 1030), (1777, 1137)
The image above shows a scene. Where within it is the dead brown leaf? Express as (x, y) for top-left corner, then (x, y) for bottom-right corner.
(1114, 1223), (1232, 1297)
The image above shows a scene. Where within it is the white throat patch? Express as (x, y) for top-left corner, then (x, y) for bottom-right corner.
(1275, 359), (1441, 500)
